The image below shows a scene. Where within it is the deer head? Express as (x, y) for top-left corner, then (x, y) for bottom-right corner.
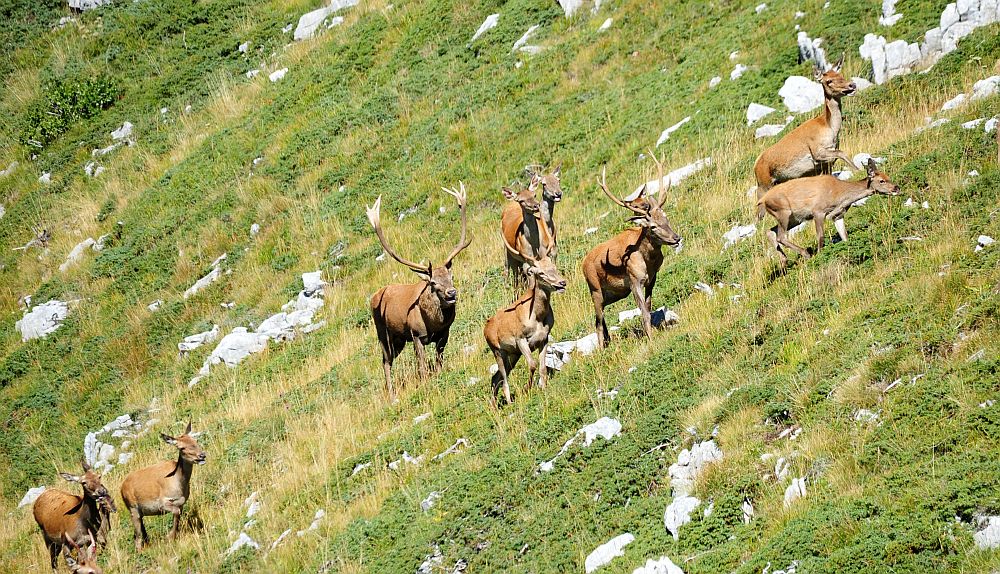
(161, 421), (207, 466)
(503, 185), (540, 214)
(367, 184), (472, 307)
(527, 162), (563, 204)
(865, 159), (901, 195)
(60, 459), (116, 512)
(598, 158), (682, 247)
(500, 233), (566, 293)
(64, 532), (101, 574)
(814, 53), (856, 98)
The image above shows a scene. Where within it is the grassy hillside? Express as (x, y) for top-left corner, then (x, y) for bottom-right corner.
(1, 0), (998, 572)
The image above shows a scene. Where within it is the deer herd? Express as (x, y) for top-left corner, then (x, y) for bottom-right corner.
(32, 56), (905, 572)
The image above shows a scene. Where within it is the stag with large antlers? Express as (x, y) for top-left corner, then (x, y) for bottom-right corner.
(367, 184), (472, 397)
(754, 54), (858, 200)
(485, 234), (567, 404)
(33, 459), (115, 573)
(582, 158), (682, 349)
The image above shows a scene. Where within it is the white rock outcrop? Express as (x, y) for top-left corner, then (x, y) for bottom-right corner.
(18, 486), (46, 508)
(269, 68), (288, 82)
(755, 116), (795, 139)
(722, 224), (757, 250)
(974, 516), (1000, 549)
(632, 556), (685, 574)
(184, 254), (227, 299)
(662, 440), (723, 539)
(59, 238), (96, 272)
(796, 31), (827, 69)
(783, 477), (807, 508)
(225, 532), (259, 555)
(16, 301), (71, 341)
(469, 13), (499, 45)
(746, 103), (776, 125)
(664, 495), (700, 540)
(655, 117), (691, 147)
(512, 25), (540, 52)
(539, 417), (621, 472)
(631, 157), (712, 196)
(779, 76), (824, 113)
(879, 0), (903, 26)
(584, 533), (634, 573)
(178, 324), (220, 354)
(68, 0), (111, 11)
(293, 0), (358, 41)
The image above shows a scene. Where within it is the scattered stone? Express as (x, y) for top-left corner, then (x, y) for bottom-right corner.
(250, 223), (261, 237)
(693, 282), (714, 296)
(971, 76), (1000, 100)
(433, 438), (469, 460)
(84, 162), (105, 177)
(915, 117), (950, 133)
(631, 556), (685, 574)
(68, 0), (110, 10)
(39, 172), (51, 184)
(852, 77), (873, 91)
(111, 121), (133, 142)
(879, 0), (903, 26)
(59, 238), (96, 272)
(986, 118), (997, 133)
(557, 0), (600, 17)
(980, 400), (995, 408)
(975, 235), (995, 252)
(854, 409), (880, 423)
(669, 440), (723, 497)
(708, 76), (722, 89)
(184, 254), (227, 299)
(268, 529), (292, 552)
(796, 31), (827, 69)
(941, 93), (966, 111)
(94, 234), (110, 251)
(742, 498), (754, 524)
(225, 532), (259, 555)
(0, 161), (18, 177)
(238, 41), (250, 53)
(779, 76), (823, 113)
(351, 462), (371, 476)
(598, 17), (613, 31)
(584, 226), (599, 235)
(388, 451), (423, 470)
(664, 495), (700, 540)
(512, 25), (540, 52)
(469, 13), (499, 45)
(655, 116), (691, 147)
(297, 509), (325, 535)
(746, 103), (776, 125)
(178, 324), (220, 355)
(417, 546), (444, 574)
(420, 491), (442, 512)
(293, 0), (357, 41)
(730, 63), (748, 80)
(974, 516), (1000, 549)
(755, 3), (767, 14)
(783, 477), (807, 508)
(244, 492), (261, 518)
(413, 412), (432, 424)
(147, 299), (164, 312)
(755, 116), (795, 139)
(190, 328), (268, 386)
(584, 533), (634, 573)
(246, 69), (260, 79)
(302, 270), (328, 296)
(16, 300), (71, 341)
(269, 68), (288, 82)
(632, 157), (712, 196)
(18, 486), (46, 508)
(722, 224), (757, 249)
(539, 417), (621, 472)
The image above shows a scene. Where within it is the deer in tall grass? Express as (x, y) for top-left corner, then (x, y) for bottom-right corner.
(754, 54), (858, 201)
(582, 158), (682, 349)
(757, 158), (901, 267)
(120, 422), (207, 551)
(367, 184), (472, 397)
(485, 234), (567, 404)
(63, 533), (102, 574)
(500, 164), (564, 276)
(33, 459), (115, 573)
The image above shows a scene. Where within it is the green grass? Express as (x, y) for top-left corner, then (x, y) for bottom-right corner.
(1, 0), (999, 572)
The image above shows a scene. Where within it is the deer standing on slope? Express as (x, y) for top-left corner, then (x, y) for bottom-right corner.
(757, 158), (901, 267)
(33, 459), (116, 573)
(367, 185), (472, 397)
(582, 159), (682, 349)
(485, 234), (567, 404)
(754, 53), (859, 204)
(528, 164), (564, 260)
(500, 164), (564, 276)
(120, 422), (207, 550)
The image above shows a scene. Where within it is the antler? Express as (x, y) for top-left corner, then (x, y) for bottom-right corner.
(366, 196), (431, 274)
(441, 182), (472, 267)
(647, 150), (671, 209)
(86, 530), (97, 559)
(598, 165), (648, 216)
(499, 232), (536, 264)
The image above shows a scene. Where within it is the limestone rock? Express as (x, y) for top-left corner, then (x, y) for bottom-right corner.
(584, 533), (634, 573)
(59, 238), (96, 272)
(16, 301), (70, 341)
(779, 76), (823, 113)
(469, 13), (499, 45)
(746, 103), (776, 125)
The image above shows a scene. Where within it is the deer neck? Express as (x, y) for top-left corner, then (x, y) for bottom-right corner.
(540, 198), (556, 231)
(831, 178), (873, 209)
(172, 451), (194, 490)
(637, 228), (663, 257)
(823, 95), (843, 136)
(418, 283), (447, 323)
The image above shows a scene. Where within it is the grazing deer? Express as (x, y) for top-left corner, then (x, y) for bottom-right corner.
(754, 53), (858, 200)
(33, 459), (116, 573)
(63, 533), (102, 574)
(120, 422), (207, 551)
(757, 158), (901, 266)
(367, 184), (472, 397)
(485, 235), (567, 404)
(582, 160), (682, 349)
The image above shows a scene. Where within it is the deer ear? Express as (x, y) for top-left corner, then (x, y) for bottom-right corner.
(160, 433), (178, 447)
(552, 162), (562, 177)
(65, 556), (79, 570)
(184, 421), (193, 435)
(866, 158), (877, 175)
(59, 473), (81, 483)
(413, 269), (432, 281)
(502, 187), (516, 201)
(80, 457), (92, 472)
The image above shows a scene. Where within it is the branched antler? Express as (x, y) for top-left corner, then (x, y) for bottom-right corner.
(441, 182), (472, 267)
(366, 196), (431, 274)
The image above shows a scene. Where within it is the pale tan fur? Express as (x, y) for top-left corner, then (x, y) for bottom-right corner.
(500, 165), (563, 277)
(366, 185), (472, 397)
(756, 159), (901, 266)
(754, 54), (859, 199)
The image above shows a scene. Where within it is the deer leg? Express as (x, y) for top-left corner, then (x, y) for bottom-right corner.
(767, 225), (787, 266)
(516, 338), (537, 390)
(48, 541), (59, 572)
(813, 213), (826, 252)
(168, 506), (183, 540)
(631, 280), (653, 338)
(812, 147), (859, 171)
(433, 335), (448, 374)
(376, 327), (396, 398)
(775, 214), (810, 259)
(590, 290), (609, 348)
(412, 336), (429, 381)
(537, 341), (549, 389)
(129, 506), (146, 551)
(834, 218), (848, 242)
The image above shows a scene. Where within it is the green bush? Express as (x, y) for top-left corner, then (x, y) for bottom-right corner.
(19, 75), (118, 149)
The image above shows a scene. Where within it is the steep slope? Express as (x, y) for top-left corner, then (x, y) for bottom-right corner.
(0, 0), (998, 572)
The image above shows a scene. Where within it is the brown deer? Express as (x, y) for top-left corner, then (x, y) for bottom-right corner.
(528, 164), (564, 260)
(757, 158), (900, 266)
(484, 234), (567, 404)
(63, 533), (102, 574)
(33, 460), (116, 573)
(367, 184), (472, 397)
(120, 422), (207, 550)
(582, 160), (682, 349)
(754, 53), (859, 199)
(500, 165), (564, 276)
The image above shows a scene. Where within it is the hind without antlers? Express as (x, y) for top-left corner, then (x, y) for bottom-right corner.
(367, 184), (472, 398)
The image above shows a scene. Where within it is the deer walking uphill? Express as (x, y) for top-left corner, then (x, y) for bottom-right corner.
(485, 234), (567, 405)
(120, 422), (207, 551)
(368, 184), (472, 398)
(583, 158), (682, 349)
(757, 158), (901, 266)
(754, 54), (858, 200)
(33, 459), (115, 573)
(500, 164), (563, 277)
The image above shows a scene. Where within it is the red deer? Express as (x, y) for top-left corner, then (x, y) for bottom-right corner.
(528, 164), (564, 260)
(500, 165), (564, 276)
(757, 158), (900, 266)
(367, 184), (472, 397)
(485, 234), (567, 404)
(32, 460), (115, 573)
(582, 160), (682, 349)
(754, 54), (858, 200)
(120, 422), (206, 550)
(63, 533), (102, 574)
